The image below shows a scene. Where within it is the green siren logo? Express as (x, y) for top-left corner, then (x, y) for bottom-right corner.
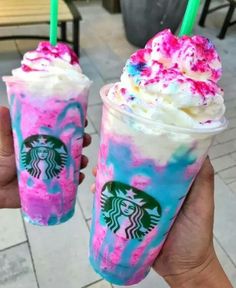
(21, 135), (68, 180)
(101, 181), (162, 240)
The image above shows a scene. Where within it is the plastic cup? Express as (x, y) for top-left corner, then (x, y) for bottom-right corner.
(3, 77), (89, 226)
(89, 84), (227, 285)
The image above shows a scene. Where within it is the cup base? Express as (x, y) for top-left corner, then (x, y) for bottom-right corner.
(89, 254), (150, 286)
(22, 208), (75, 226)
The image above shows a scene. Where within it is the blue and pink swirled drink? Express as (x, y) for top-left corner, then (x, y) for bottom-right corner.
(89, 30), (227, 285)
(3, 42), (91, 225)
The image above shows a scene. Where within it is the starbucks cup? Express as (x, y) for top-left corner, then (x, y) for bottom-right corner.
(89, 84), (227, 285)
(3, 77), (89, 226)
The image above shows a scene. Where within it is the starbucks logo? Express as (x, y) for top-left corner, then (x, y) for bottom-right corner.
(101, 181), (162, 240)
(21, 135), (68, 180)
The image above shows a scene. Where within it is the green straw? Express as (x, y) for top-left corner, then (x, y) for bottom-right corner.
(50, 0), (59, 46)
(179, 0), (201, 36)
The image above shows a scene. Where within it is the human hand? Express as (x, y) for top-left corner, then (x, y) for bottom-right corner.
(153, 158), (232, 287)
(0, 106), (19, 208)
(152, 158), (215, 282)
(0, 106), (91, 209)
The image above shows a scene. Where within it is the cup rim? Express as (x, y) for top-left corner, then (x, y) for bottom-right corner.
(100, 84), (228, 135)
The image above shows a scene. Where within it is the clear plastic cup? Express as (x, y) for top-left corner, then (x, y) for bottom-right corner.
(89, 84), (227, 285)
(3, 77), (89, 226)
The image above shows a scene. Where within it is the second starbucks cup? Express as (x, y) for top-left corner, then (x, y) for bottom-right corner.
(89, 30), (227, 285)
(3, 42), (91, 226)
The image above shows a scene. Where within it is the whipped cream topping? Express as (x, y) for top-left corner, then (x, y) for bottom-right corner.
(7, 42), (91, 98)
(107, 30), (225, 129)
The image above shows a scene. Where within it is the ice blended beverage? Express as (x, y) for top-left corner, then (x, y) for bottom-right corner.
(3, 42), (91, 226)
(89, 30), (227, 285)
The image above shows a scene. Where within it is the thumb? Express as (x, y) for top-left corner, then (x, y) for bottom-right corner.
(0, 106), (14, 156)
(182, 157), (215, 224)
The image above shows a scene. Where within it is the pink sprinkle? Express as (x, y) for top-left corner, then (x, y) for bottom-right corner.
(121, 88), (126, 94)
(37, 41), (79, 65)
(22, 64), (40, 72)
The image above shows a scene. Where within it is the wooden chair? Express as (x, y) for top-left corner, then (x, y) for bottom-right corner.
(0, 0), (82, 55)
(199, 0), (236, 39)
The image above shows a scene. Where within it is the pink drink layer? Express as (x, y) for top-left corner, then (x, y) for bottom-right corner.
(3, 42), (91, 226)
(89, 30), (227, 285)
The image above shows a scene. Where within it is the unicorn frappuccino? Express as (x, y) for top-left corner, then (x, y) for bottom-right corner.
(3, 42), (91, 226)
(89, 30), (226, 285)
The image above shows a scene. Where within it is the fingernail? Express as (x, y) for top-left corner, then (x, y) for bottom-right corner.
(91, 183), (96, 193)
